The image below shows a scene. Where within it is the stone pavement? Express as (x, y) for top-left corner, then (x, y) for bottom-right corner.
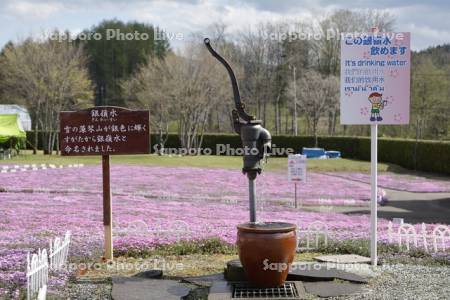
(111, 259), (374, 299)
(111, 277), (193, 300)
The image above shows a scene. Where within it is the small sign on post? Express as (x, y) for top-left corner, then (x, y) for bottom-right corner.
(60, 106), (150, 261)
(288, 154), (306, 208)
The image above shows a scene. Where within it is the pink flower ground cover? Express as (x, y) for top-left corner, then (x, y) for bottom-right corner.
(2, 165), (373, 206)
(0, 188), (383, 291)
(325, 172), (450, 193)
(0, 165), (448, 294)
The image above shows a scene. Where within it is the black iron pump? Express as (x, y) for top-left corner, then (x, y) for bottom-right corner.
(204, 38), (271, 222)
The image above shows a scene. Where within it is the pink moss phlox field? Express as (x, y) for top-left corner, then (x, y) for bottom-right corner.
(1, 165), (376, 205)
(1, 165), (449, 294)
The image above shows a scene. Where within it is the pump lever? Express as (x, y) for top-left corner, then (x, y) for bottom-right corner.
(204, 38), (255, 123)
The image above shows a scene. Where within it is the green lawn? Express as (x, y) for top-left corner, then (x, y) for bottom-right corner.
(0, 150), (402, 173)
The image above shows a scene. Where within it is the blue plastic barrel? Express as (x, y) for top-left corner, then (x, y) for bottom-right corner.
(302, 147), (326, 158)
(325, 150), (341, 159)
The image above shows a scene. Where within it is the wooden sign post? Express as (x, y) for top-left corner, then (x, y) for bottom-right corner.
(60, 106), (149, 261)
(102, 155), (113, 260)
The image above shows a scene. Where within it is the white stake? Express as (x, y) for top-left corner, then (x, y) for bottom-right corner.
(370, 124), (378, 265)
(294, 183), (298, 208)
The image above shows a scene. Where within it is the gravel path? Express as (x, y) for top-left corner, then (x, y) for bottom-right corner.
(346, 264), (450, 300)
(62, 278), (112, 300)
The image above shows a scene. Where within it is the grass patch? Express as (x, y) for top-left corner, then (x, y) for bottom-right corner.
(114, 238), (237, 258)
(78, 243), (319, 280)
(113, 238), (449, 266)
(1, 150), (399, 173)
(314, 239), (449, 266)
(71, 239), (449, 284)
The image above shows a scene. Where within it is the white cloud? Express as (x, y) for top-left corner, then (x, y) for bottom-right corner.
(129, 0), (320, 46)
(390, 4), (450, 50)
(6, 0), (64, 19)
(405, 24), (450, 50)
(0, 0), (448, 50)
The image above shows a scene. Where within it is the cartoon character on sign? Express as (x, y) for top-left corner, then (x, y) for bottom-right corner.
(368, 92), (387, 121)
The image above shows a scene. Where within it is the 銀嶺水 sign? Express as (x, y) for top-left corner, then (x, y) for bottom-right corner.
(340, 32), (410, 125)
(59, 106), (149, 261)
(60, 106), (149, 156)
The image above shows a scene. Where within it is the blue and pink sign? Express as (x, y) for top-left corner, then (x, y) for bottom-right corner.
(340, 32), (410, 125)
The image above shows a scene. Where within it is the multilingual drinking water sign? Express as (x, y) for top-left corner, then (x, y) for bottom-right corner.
(340, 32), (410, 124)
(60, 106), (149, 156)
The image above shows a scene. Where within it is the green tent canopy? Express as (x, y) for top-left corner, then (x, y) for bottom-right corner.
(0, 114), (26, 144)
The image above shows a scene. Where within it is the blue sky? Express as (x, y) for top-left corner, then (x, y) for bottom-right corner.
(0, 0), (449, 51)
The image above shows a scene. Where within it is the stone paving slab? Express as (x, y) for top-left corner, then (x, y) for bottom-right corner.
(303, 281), (365, 298)
(224, 259), (246, 281)
(132, 269), (163, 279)
(314, 254), (371, 264)
(183, 273), (225, 287)
(225, 260), (369, 283)
(208, 281), (233, 300)
(288, 262), (368, 283)
(325, 262), (378, 278)
(111, 277), (191, 300)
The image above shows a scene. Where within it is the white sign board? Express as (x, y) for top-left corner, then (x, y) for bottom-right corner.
(288, 154), (306, 182)
(340, 32), (410, 124)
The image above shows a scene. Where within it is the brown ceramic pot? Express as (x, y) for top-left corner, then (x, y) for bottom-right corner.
(236, 222), (297, 287)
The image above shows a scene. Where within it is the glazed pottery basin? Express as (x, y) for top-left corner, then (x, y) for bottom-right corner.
(237, 222), (297, 287)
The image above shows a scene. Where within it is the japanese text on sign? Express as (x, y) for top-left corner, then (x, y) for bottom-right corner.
(340, 32), (410, 125)
(60, 107), (149, 156)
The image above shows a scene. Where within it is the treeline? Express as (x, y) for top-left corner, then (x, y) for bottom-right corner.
(0, 11), (449, 155)
(0, 20), (170, 153)
(120, 10), (449, 148)
(121, 10), (399, 149)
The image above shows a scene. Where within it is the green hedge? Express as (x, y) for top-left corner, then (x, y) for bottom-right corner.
(276, 135), (450, 175)
(26, 132), (450, 175)
(154, 134), (449, 175)
(377, 138), (450, 174)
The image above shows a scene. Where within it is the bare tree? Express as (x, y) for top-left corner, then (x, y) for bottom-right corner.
(123, 42), (231, 153)
(291, 70), (339, 146)
(121, 55), (172, 154)
(175, 44), (231, 150)
(281, 23), (311, 135)
(325, 76), (340, 136)
(311, 9), (395, 76)
(0, 34), (93, 154)
(238, 23), (272, 121)
(360, 9), (396, 32)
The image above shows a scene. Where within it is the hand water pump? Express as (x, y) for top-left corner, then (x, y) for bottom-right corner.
(204, 38), (271, 223)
